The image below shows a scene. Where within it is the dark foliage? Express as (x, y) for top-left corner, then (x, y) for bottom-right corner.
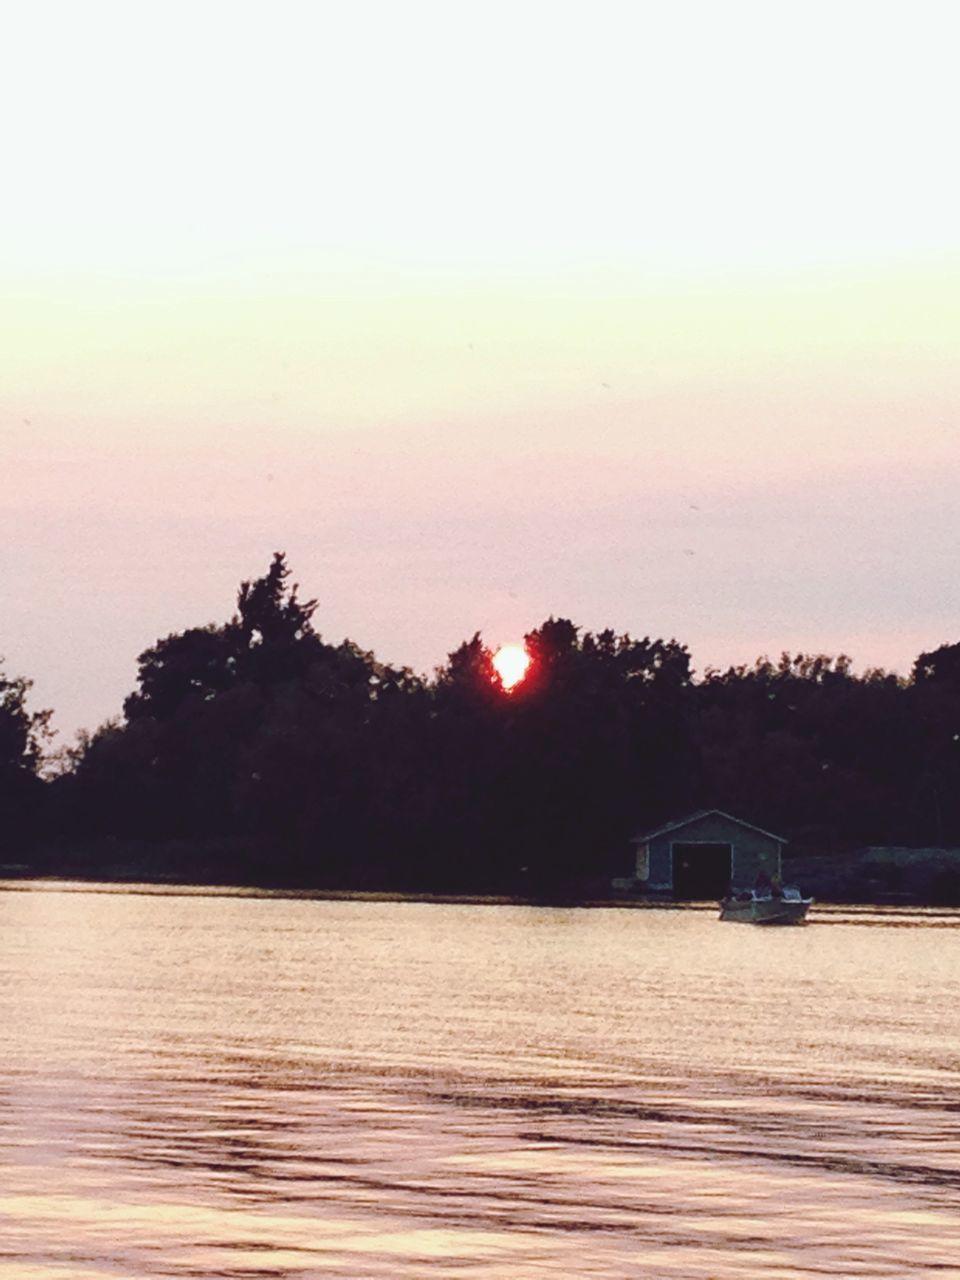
(28, 554), (960, 891)
(0, 659), (52, 854)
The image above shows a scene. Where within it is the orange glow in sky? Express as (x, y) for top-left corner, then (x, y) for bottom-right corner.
(492, 644), (531, 691)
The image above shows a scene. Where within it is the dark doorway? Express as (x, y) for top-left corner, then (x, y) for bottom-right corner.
(672, 843), (732, 899)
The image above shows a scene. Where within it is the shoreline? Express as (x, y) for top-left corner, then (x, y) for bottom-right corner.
(3, 875), (960, 917)
(0, 876), (707, 909)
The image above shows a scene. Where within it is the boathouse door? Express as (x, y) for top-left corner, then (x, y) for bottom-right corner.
(671, 842), (732, 899)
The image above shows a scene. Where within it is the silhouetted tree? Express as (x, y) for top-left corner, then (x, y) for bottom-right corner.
(907, 645), (960, 844)
(124, 626), (240, 722)
(913, 642), (960, 687)
(124, 552), (323, 721)
(237, 551), (317, 646)
(49, 554), (960, 895)
(0, 659), (51, 772)
(0, 657), (52, 853)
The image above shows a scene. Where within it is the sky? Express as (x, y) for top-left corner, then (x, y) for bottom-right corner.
(2, 1), (959, 742)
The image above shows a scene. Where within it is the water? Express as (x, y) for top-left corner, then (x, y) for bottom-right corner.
(3, 884), (960, 1278)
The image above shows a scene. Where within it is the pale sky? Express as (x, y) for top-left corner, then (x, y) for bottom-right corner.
(2, 1), (959, 740)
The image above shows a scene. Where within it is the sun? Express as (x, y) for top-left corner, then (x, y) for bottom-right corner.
(492, 643), (531, 691)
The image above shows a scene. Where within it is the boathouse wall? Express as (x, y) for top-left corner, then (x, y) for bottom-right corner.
(626, 810), (783, 898)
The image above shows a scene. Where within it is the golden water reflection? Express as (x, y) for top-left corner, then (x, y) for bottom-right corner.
(3, 887), (960, 1276)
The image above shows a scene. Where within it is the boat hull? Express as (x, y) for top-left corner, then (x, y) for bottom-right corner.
(719, 896), (811, 925)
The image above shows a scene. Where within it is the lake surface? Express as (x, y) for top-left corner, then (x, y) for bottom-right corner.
(3, 884), (960, 1279)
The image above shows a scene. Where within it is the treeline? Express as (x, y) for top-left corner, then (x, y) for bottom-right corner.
(3, 552), (960, 891)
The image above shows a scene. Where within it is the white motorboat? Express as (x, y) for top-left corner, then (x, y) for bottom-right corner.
(719, 885), (812, 924)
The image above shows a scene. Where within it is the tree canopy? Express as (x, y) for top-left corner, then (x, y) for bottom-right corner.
(0, 660), (51, 773)
(0, 658), (52, 849)
(18, 552), (960, 894)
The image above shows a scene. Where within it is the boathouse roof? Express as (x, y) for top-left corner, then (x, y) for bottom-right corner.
(630, 809), (787, 846)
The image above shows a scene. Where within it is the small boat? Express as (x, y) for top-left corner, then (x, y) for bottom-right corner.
(719, 885), (812, 925)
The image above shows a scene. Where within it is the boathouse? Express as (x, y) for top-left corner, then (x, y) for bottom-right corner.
(614, 809), (786, 899)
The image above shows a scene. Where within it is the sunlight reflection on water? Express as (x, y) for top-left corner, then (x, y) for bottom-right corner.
(3, 886), (960, 1277)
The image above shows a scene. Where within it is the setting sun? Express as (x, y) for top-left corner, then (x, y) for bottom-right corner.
(492, 643), (531, 691)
